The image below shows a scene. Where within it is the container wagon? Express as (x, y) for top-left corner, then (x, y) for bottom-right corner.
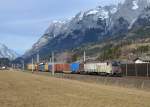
(82, 63), (118, 76)
(44, 63), (49, 72)
(35, 64), (39, 71)
(83, 63), (97, 74)
(96, 63), (112, 75)
(27, 64), (35, 71)
(70, 63), (80, 74)
(55, 64), (64, 73)
(63, 64), (71, 74)
(48, 63), (52, 72)
(39, 63), (45, 72)
(79, 64), (84, 74)
(54, 63), (71, 73)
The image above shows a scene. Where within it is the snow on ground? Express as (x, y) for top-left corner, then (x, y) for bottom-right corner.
(132, 0), (139, 10)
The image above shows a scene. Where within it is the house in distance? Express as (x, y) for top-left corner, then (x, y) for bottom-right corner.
(134, 56), (150, 63)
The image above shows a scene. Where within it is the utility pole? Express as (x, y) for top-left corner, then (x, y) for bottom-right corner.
(22, 60), (24, 71)
(84, 51), (86, 63)
(147, 63), (149, 78)
(37, 53), (39, 63)
(32, 58), (34, 73)
(126, 63), (128, 77)
(135, 63), (137, 77)
(52, 52), (55, 76)
(12, 64), (14, 69)
(50, 57), (52, 63)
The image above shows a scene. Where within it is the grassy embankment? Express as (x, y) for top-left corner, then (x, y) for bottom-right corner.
(0, 70), (150, 107)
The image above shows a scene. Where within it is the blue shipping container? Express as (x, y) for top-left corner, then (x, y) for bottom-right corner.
(39, 64), (45, 72)
(70, 63), (80, 73)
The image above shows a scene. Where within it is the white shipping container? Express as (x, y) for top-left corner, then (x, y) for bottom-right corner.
(84, 63), (112, 74)
(96, 63), (112, 74)
(84, 63), (97, 72)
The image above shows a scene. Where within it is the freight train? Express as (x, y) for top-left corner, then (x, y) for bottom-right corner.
(27, 62), (122, 76)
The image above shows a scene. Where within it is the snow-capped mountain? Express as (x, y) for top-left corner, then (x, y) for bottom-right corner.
(23, 0), (150, 61)
(24, 5), (117, 57)
(33, 20), (69, 49)
(112, 0), (150, 29)
(0, 43), (18, 60)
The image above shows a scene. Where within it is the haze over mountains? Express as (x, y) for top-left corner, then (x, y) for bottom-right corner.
(22, 0), (150, 62)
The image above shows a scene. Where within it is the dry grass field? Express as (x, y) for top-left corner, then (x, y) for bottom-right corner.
(0, 71), (150, 107)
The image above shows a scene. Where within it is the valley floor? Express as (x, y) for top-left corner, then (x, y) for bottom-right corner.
(0, 70), (150, 107)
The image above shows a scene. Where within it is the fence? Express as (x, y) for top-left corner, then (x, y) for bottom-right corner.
(121, 63), (150, 77)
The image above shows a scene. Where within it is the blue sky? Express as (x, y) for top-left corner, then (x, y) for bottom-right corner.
(0, 0), (123, 54)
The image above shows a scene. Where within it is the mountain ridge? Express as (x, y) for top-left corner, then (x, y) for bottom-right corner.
(0, 43), (19, 60)
(22, 0), (150, 63)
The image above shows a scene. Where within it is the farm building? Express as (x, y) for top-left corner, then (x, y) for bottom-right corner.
(134, 56), (150, 63)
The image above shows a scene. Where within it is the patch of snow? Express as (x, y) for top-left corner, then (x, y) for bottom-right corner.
(99, 9), (109, 20)
(132, 0), (139, 10)
(110, 7), (117, 14)
(0, 43), (18, 60)
(34, 37), (48, 49)
(78, 12), (84, 20)
(86, 10), (99, 15)
(38, 37), (47, 44)
(52, 20), (66, 24)
(128, 18), (137, 29)
(53, 34), (56, 38)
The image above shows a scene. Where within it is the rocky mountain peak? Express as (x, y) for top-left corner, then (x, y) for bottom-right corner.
(23, 0), (150, 62)
(0, 43), (18, 60)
